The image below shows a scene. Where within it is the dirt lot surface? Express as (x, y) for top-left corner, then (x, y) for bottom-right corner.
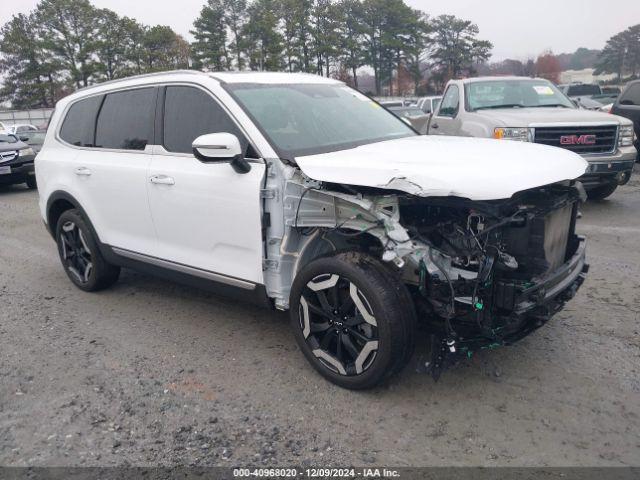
(1, 170), (639, 468)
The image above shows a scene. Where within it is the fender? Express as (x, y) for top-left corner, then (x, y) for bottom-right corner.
(45, 190), (103, 247)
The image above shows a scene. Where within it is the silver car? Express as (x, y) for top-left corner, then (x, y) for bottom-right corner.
(428, 76), (637, 200)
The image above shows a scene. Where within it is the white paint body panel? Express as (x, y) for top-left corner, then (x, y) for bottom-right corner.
(296, 135), (588, 200)
(147, 154), (266, 284)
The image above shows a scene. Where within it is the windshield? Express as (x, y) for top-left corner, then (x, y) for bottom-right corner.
(0, 134), (18, 144)
(226, 83), (415, 157)
(466, 80), (574, 111)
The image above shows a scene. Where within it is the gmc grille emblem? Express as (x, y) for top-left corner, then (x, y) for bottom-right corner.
(560, 134), (597, 146)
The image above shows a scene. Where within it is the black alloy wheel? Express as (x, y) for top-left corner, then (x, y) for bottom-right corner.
(299, 273), (380, 376)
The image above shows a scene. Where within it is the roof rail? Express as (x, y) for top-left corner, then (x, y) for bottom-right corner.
(74, 69), (206, 94)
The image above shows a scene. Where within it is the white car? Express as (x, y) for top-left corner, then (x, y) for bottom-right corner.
(415, 96), (442, 115)
(37, 71), (589, 389)
(1, 123), (39, 135)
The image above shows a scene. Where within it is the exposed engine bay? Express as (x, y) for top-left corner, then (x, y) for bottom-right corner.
(262, 160), (589, 379)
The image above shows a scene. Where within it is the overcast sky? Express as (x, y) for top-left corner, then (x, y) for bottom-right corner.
(3, 0), (640, 61)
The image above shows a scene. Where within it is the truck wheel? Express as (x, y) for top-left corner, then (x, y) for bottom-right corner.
(55, 209), (120, 292)
(586, 182), (618, 201)
(289, 252), (415, 390)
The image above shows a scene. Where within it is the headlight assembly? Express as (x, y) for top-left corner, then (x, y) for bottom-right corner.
(618, 125), (636, 147)
(19, 147), (35, 157)
(493, 127), (530, 142)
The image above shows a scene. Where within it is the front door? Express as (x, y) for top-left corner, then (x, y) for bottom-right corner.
(430, 84), (461, 136)
(147, 85), (266, 285)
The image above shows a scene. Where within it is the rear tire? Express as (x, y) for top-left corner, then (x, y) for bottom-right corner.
(289, 252), (416, 390)
(586, 182), (618, 201)
(55, 209), (120, 292)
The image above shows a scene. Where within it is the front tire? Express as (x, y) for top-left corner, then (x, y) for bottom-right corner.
(289, 252), (416, 390)
(25, 176), (37, 189)
(586, 182), (618, 200)
(56, 209), (120, 292)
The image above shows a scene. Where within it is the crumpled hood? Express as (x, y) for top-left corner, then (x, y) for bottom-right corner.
(295, 135), (588, 200)
(476, 107), (628, 127)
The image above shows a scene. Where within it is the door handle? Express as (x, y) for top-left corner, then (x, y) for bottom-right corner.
(150, 174), (175, 185)
(74, 167), (92, 176)
(431, 123), (439, 129)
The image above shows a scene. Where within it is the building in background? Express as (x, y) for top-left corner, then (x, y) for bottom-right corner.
(560, 68), (617, 85)
(0, 108), (53, 130)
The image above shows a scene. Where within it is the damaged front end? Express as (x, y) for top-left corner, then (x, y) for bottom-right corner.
(397, 183), (588, 379)
(263, 163), (588, 379)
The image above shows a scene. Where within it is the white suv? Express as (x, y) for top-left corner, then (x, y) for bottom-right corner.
(38, 70), (589, 389)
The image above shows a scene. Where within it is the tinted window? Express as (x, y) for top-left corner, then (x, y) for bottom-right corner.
(60, 95), (104, 147)
(619, 84), (640, 106)
(96, 88), (155, 150)
(566, 84), (601, 96)
(439, 86), (459, 117)
(163, 86), (246, 155)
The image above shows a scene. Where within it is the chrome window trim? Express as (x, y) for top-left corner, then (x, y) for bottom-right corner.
(55, 81), (265, 161)
(151, 144), (263, 164)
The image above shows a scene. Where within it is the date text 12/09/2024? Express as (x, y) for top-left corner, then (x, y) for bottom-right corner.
(233, 468), (401, 478)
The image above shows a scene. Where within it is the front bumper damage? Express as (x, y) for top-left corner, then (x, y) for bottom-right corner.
(429, 237), (588, 379)
(262, 163), (588, 380)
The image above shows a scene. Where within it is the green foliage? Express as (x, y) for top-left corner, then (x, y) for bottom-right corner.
(0, 0), (495, 105)
(596, 25), (640, 79)
(430, 15), (492, 79)
(0, 0), (187, 107)
(191, 0), (229, 70)
(0, 13), (61, 108)
(242, 0), (284, 71)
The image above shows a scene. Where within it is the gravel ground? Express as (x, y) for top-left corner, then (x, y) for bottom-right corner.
(1, 170), (639, 467)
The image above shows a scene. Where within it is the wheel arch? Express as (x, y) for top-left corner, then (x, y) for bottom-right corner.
(46, 191), (102, 246)
(292, 230), (383, 281)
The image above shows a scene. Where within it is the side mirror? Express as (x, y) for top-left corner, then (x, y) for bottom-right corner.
(192, 133), (251, 174)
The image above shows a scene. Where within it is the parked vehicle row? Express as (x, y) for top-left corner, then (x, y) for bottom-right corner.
(386, 105), (430, 134)
(0, 122), (40, 135)
(0, 132), (37, 189)
(611, 79), (640, 160)
(426, 76), (636, 200)
(36, 70), (589, 389)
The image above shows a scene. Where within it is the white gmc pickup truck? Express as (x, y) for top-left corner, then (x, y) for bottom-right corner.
(428, 76), (637, 200)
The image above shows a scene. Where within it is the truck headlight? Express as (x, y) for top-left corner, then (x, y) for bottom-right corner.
(19, 147), (35, 157)
(494, 127), (530, 142)
(618, 125), (635, 147)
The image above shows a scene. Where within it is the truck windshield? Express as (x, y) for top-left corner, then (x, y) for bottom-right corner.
(466, 80), (574, 111)
(226, 83), (415, 158)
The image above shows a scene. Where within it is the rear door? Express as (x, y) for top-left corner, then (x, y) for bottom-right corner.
(429, 85), (462, 136)
(613, 82), (640, 152)
(146, 85), (266, 284)
(63, 88), (158, 254)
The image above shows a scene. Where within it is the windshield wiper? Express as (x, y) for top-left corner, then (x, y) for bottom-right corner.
(474, 104), (524, 111)
(529, 104), (571, 108)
